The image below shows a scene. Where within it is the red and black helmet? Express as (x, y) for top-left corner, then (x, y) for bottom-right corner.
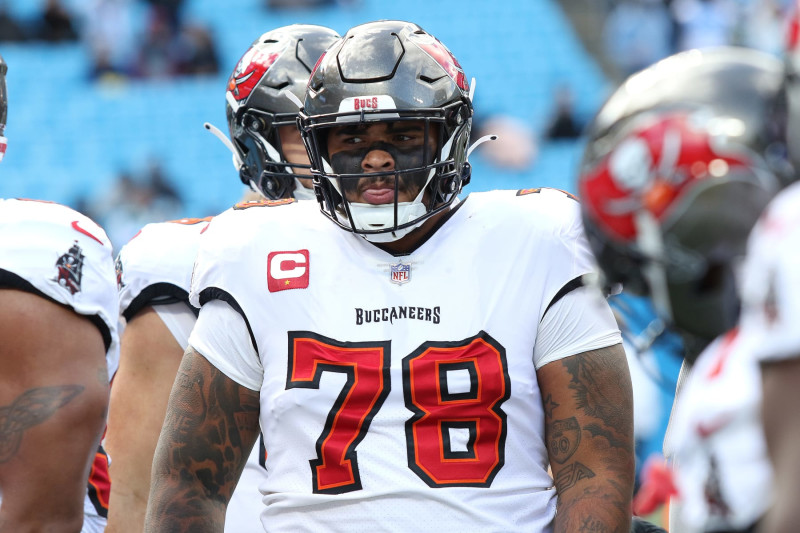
(299, 20), (474, 242)
(226, 24), (340, 200)
(579, 47), (791, 357)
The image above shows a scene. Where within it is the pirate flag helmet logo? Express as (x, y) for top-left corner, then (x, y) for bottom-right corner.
(53, 241), (85, 295)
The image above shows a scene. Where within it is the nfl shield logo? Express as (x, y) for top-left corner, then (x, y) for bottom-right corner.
(390, 263), (410, 285)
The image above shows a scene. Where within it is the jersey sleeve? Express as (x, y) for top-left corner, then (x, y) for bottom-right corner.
(153, 302), (197, 350)
(188, 299), (263, 391)
(521, 189), (622, 366)
(534, 285), (621, 368)
(188, 208), (265, 387)
(0, 199), (119, 355)
(116, 219), (209, 321)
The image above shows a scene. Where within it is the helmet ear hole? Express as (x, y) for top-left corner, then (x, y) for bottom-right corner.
(238, 164), (253, 187)
(244, 114), (267, 133)
(262, 175), (278, 195)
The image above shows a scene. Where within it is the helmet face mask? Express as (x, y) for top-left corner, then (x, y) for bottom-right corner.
(299, 21), (473, 242)
(225, 25), (340, 200)
(578, 48), (790, 356)
(233, 107), (309, 199)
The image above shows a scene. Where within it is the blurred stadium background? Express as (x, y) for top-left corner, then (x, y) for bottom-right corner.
(0, 0), (789, 250)
(2, 0), (790, 515)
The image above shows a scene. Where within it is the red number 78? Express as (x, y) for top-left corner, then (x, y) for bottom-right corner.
(286, 331), (510, 494)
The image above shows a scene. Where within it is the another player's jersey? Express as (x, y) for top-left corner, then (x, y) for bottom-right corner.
(117, 216), (212, 320)
(0, 198), (118, 359)
(669, 328), (772, 531)
(115, 215), (267, 532)
(0, 198), (120, 525)
(739, 182), (800, 362)
(190, 189), (621, 532)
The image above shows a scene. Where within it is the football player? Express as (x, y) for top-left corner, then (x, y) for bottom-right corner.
(742, 11), (800, 529)
(145, 20), (634, 532)
(738, 182), (800, 533)
(0, 53), (120, 532)
(579, 46), (793, 532)
(103, 25), (340, 532)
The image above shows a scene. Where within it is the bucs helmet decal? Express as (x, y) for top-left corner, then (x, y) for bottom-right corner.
(581, 112), (753, 243)
(227, 45), (286, 108)
(407, 32), (469, 92)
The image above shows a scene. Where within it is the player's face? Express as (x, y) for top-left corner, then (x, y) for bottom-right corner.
(278, 125), (312, 189)
(326, 121), (439, 205)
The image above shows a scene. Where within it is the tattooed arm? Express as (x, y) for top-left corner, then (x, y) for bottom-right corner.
(537, 344), (634, 533)
(144, 347), (260, 532)
(0, 290), (109, 532)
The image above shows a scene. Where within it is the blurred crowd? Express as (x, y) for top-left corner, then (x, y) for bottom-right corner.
(75, 158), (183, 250)
(601, 0), (795, 80)
(0, 0), (220, 81)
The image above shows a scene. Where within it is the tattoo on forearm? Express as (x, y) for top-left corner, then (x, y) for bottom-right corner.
(578, 516), (611, 532)
(0, 385), (83, 462)
(543, 393), (559, 420)
(146, 349), (260, 530)
(584, 423), (628, 450)
(548, 417), (581, 464)
(550, 347), (633, 533)
(554, 461), (595, 494)
(556, 483), (629, 533)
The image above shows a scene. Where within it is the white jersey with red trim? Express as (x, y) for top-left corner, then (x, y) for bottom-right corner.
(189, 189), (622, 532)
(0, 198), (119, 363)
(669, 328), (772, 532)
(0, 198), (120, 528)
(115, 214), (268, 533)
(739, 182), (800, 362)
(117, 217), (212, 320)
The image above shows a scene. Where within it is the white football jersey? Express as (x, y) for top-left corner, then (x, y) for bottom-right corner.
(117, 217), (212, 320)
(739, 181), (800, 362)
(189, 189), (622, 532)
(0, 198), (119, 361)
(667, 183), (800, 532)
(115, 215), (268, 532)
(669, 328), (772, 531)
(0, 198), (120, 525)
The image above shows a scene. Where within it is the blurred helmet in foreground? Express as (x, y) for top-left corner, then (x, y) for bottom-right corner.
(579, 47), (791, 359)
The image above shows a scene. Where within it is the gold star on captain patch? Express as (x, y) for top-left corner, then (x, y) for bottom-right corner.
(285, 280), (291, 286)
